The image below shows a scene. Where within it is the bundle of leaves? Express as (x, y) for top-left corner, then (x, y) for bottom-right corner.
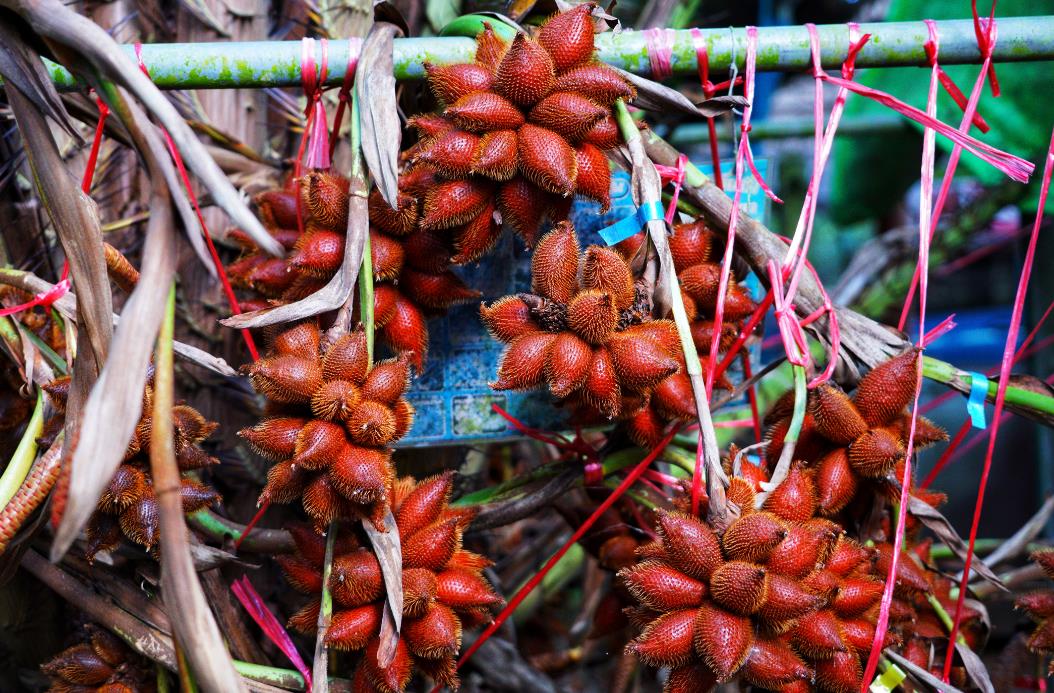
(239, 322), (414, 531)
(278, 472), (503, 692)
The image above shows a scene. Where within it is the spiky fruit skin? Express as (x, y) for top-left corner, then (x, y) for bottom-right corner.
(41, 625), (157, 692)
(84, 387), (219, 561)
(282, 474), (502, 692)
(241, 325), (414, 531)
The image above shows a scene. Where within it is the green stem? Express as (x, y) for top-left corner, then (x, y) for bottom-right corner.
(925, 593), (968, 645)
(922, 355), (1054, 419)
(452, 460), (565, 506)
(0, 390), (44, 509)
(784, 365), (807, 445)
(234, 660), (307, 690)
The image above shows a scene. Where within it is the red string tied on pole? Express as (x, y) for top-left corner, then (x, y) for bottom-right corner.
(329, 38), (363, 157)
(654, 153), (688, 223)
(690, 27), (726, 190)
(297, 37), (331, 174)
(644, 28), (675, 82)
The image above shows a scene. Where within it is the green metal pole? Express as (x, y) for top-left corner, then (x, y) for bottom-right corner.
(42, 16), (1054, 91)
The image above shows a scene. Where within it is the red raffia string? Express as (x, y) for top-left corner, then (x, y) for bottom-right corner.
(860, 18), (942, 688)
(654, 154), (687, 223)
(942, 131), (1054, 681)
(690, 28), (725, 189)
(643, 28), (676, 81)
(297, 37), (331, 174)
(740, 352), (762, 443)
(133, 43), (260, 362)
(899, 7), (1003, 332)
(449, 426), (681, 681)
(920, 313), (957, 348)
(0, 93), (111, 317)
(490, 404), (603, 484)
(231, 576), (313, 692)
(328, 38), (363, 157)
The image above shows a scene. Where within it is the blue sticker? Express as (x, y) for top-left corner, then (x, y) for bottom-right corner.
(598, 200), (664, 246)
(966, 371), (989, 429)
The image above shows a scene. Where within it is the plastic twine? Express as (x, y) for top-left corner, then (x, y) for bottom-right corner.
(329, 38), (363, 157)
(860, 18), (942, 688)
(941, 130), (1054, 682)
(296, 37), (331, 174)
(898, 5), (1003, 331)
(231, 576), (313, 691)
(690, 28), (726, 189)
(643, 28), (676, 81)
(134, 43), (260, 361)
(654, 154), (688, 223)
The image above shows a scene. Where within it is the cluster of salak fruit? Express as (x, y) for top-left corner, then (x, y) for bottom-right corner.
(481, 221), (754, 447)
(38, 376), (220, 561)
(1017, 549), (1054, 673)
(226, 5), (631, 370)
(41, 624), (156, 693)
(279, 473), (503, 692)
(618, 350), (983, 691)
(239, 322), (413, 530)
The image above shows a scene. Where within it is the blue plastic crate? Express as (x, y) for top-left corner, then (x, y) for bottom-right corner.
(400, 163), (771, 446)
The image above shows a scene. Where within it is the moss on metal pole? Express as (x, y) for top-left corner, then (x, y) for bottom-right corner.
(42, 16), (1054, 91)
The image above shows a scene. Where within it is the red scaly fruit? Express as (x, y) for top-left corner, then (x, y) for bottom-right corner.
(709, 561), (769, 615)
(491, 332), (556, 390)
(474, 22), (508, 69)
(814, 448), (858, 516)
(328, 446), (392, 503)
(847, 427), (905, 478)
(480, 296), (539, 343)
(582, 246), (634, 309)
(256, 188), (299, 229)
(246, 257), (296, 296)
(362, 358), (410, 405)
(471, 130), (518, 181)
(370, 231), (405, 281)
(395, 472), (454, 538)
(574, 144), (612, 211)
(517, 124), (578, 197)
(368, 189), (419, 236)
(690, 320), (737, 356)
(656, 511), (724, 580)
(766, 524), (828, 580)
(762, 463), (817, 523)
(261, 460), (307, 504)
(403, 518), (461, 570)
(758, 573), (823, 623)
(414, 129), (480, 177)
(377, 292), (429, 370)
(311, 380), (362, 423)
(726, 476), (757, 509)
(582, 347), (620, 417)
(425, 62), (493, 104)
(546, 332), (593, 399)
(407, 114), (454, 143)
(831, 577), (884, 617)
(529, 92), (606, 141)
(620, 561), (707, 611)
(627, 609), (696, 667)
(624, 404), (667, 448)
(531, 222), (581, 302)
(1033, 548), (1054, 579)
(434, 568), (503, 610)
(493, 33), (555, 107)
(291, 230), (345, 277)
(291, 421), (348, 469)
(808, 384), (869, 445)
(404, 602), (462, 658)
(852, 348), (920, 427)
(300, 171), (350, 230)
(567, 290), (617, 345)
(497, 177), (551, 244)
(666, 664), (719, 693)
(652, 372), (697, 421)
(720, 512), (787, 563)
(669, 221), (714, 270)
(607, 332), (679, 390)
(814, 650), (863, 693)
(362, 638), (413, 693)
(344, 400), (398, 447)
(740, 637), (812, 690)
(326, 604), (383, 650)
(874, 544), (931, 594)
(400, 269), (480, 310)
(553, 63), (636, 105)
(582, 114), (620, 149)
(446, 91), (525, 131)
(1018, 591), (1054, 619)
(322, 331), (370, 383)
(537, 3), (597, 73)
(242, 355), (323, 404)
(420, 179), (493, 231)
(330, 550), (384, 607)
(791, 608), (847, 657)
(239, 417), (306, 460)
(692, 603), (753, 682)
(825, 537), (872, 577)
(404, 229), (453, 273)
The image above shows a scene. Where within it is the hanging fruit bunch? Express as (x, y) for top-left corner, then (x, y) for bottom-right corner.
(1017, 549), (1054, 673)
(42, 378), (223, 561)
(40, 624), (157, 692)
(279, 472), (503, 692)
(239, 322), (414, 530)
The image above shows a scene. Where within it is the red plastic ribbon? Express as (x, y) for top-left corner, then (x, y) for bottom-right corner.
(329, 38), (363, 157)
(941, 130), (1054, 682)
(860, 19), (942, 687)
(644, 28), (675, 81)
(231, 576), (313, 691)
(690, 28), (725, 190)
(654, 154), (687, 223)
(134, 43), (260, 361)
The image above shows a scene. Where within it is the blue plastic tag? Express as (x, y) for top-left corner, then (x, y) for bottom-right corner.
(966, 371), (989, 429)
(598, 200), (664, 246)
